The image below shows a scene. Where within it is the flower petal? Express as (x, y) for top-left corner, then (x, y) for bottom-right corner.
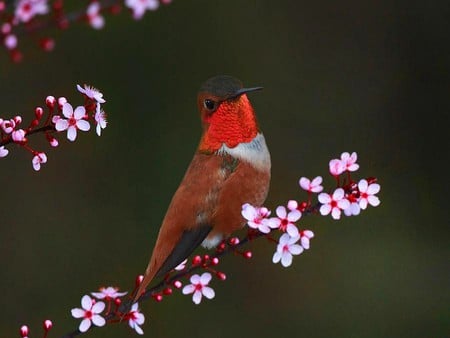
(67, 126), (77, 141)
(92, 301), (105, 314)
(74, 106), (86, 120)
(79, 318), (91, 333)
(200, 272), (212, 285)
(62, 103), (74, 118)
(281, 252), (293, 267)
(81, 295), (92, 310)
(202, 286), (215, 299)
(192, 290), (202, 304)
(76, 119), (90, 131)
(55, 119), (69, 131)
(91, 315), (106, 327)
(182, 284), (195, 295)
(71, 308), (85, 318)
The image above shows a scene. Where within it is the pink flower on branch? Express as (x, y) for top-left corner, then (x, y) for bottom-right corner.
(32, 152), (47, 171)
(71, 295), (106, 333)
(127, 303), (145, 335)
(125, 0), (159, 20)
(86, 2), (105, 30)
(268, 206), (301, 237)
(272, 233), (304, 267)
(55, 103), (90, 141)
(91, 286), (128, 300)
(318, 188), (350, 220)
(357, 179), (381, 209)
(0, 145), (8, 157)
(77, 84), (106, 104)
(242, 203), (274, 234)
(182, 272), (215, 304)
(14, 0), (49, 23)
(299, 176), (323, 193)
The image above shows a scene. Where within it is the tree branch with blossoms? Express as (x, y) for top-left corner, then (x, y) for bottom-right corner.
(15, 149), (380, 338)
(0, 84), (107, 170)
(0, 0), (172, 62)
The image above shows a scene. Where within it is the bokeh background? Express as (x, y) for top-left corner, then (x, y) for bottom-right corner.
(1, 1), (448, 337)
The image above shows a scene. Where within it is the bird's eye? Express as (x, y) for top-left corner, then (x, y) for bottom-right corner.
(204, 99), (216, 111)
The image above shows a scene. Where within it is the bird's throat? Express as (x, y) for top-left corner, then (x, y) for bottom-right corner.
(199, 95), (259, 152)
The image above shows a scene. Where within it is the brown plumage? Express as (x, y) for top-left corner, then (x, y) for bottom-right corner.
(133, 76), (271, 302)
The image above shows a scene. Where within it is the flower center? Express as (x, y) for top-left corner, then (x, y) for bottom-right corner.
(84, 310), (93, 319)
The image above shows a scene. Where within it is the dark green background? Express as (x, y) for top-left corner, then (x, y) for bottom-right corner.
(1, 1), (448, 337)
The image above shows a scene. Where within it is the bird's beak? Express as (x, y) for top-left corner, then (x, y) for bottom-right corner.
(229, 86), (263, 99)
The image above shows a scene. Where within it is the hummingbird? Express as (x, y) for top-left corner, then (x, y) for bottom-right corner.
(133, 75), (271, 302)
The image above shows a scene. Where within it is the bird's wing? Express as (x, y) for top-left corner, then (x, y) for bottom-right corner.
(134, 152), (235, 301)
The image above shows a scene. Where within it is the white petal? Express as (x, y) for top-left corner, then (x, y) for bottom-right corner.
(303, 230), (314, 238)
(272, 251), (281, 264)
(311, 176), (323, 186)
(62, 103), (73, 118)
(281, 253), (293, 267)
(301, 237), (310, 249)
(96, 123), (102, 136)
(202, 286), (215, 299)
(71, 308), (85, 318)
(76, 119), (90, 131)
(134, 313), (145, 325)
(192, 291), (202, 304)
(190, 274), (201, 284)
(299, 177), (310, 190)
(358, 179), (368, 192)
(55, 119), (68, 131)
(81, 295), (92, 310)
(331, 208), (341, 220)
(367, 183), (380, 195)
(79, 318), (91, 333)
(337, 199), (350, 210)
(287, 224), (299, 237)
(241, 204), (257, 221)
(182, 284), (195, 295)
(333, 188), (345, 200)
(200, 272), (212, 285)
(368, 196), (380, 207)
(318, 193), (331, 204)
(134, 324), (144, 335)
(91, 315), (105, 327)
(92, 301), (105, 314)
(320, 204), (331, 216)
(74, 106), (86, 120)
(289, 244), (304, 255)
(287, 209), (301, 222)
(276, 206), (287, 218)
(278, 233), (291, 245)
(67, 126), (77, 141)
(359, 198), (368, 210)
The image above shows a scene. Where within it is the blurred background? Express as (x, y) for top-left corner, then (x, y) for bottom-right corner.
(0, 1), (448, 337)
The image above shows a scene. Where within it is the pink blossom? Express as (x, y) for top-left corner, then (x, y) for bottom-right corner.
(343, 200), (361, 216)
(287, 200), (299, 211)
(0, 146), (8, 158)
(174, 258), (187, 271)
(272, 233), (303, 267)
(94, 106), (107, 136)
(91, 286), (127, 300)
(12, 129), (26, 142)
(4, 34), (18, 50)
(299, 230), (314, 249)
(318, 188), (350, 220)
(77, 84), (106, 103)
(340, 151), (359, 172)
(125, 0), (159, 20)
(127, 303), (145, 335)
(32, 152), (47, 171)
(14, 0), (49, 23)
(299, 176), (323, 193)
(43, 319), (52, 331)
(86, 2), (104, 30)
(242, 203), (274, 234)
(268, 206), (301, 237)
(329, 158), (345, 176)
(182, 272), (215, 304)
(1, 118), (15, 134)
(358, 179), (381, 209)
(55, 103), (90, 141)
(71, 295), (105, 333)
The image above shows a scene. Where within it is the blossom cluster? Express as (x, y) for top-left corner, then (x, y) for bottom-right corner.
(17, 151), (380, 337)
(242, 151), (380, 268)
(0, 0), (172, 62)
(0, 84), (107, 171)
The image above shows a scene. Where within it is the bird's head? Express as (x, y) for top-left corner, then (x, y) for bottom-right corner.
(197, 75), (262, 152)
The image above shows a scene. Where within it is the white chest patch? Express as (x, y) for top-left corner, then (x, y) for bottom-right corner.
(201, 234), (224, 249)
(217, 133), (271, 171)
